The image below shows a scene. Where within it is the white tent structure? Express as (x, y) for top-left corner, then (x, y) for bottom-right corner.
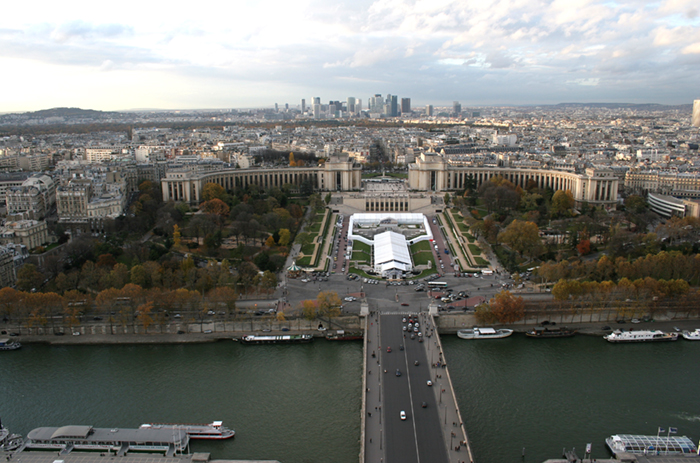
(374, 231), (412, 278)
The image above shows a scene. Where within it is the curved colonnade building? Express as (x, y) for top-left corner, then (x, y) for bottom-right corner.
(408, 153), (618, 208)
(161, 152), (619, 209)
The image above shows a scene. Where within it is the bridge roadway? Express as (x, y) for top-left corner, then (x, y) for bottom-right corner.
(363, 310), (473, 463)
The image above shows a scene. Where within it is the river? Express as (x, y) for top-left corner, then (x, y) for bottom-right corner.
(1, 334), (699, 463)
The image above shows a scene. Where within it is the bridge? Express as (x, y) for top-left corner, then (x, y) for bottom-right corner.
(362, 309), (474, 463)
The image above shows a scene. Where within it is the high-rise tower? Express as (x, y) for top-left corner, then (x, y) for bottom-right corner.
(693, 100), (700, 128)
(401, 98), (411, 114)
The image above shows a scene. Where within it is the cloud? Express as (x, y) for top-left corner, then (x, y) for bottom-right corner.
(50, 20), (133, 43)
(1, 0), (699, 109)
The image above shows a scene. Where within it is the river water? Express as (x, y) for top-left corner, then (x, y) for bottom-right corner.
(1, 335), (699, 463)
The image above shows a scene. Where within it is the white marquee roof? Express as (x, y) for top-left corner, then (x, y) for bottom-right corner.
(374, 231), (412, 273)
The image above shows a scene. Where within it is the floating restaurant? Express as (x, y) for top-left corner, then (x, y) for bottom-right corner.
(25, 425), (189, 456)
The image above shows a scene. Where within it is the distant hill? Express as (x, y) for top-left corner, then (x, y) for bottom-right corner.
(553, 103), (692, 111)
(24, 107), (119, 118)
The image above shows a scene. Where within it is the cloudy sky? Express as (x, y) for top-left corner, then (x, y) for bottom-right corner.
(2, 0), (699, 112)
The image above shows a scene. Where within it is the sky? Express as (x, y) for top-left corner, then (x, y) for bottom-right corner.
(2, 0), (699, 112)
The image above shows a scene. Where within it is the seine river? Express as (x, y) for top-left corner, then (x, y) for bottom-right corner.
(1, 335), (699, 463)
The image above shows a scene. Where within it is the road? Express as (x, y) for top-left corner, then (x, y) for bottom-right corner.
(379, 314), (448, 463)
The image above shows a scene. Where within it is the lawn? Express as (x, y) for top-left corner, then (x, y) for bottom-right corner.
(468, 244), (482, 255)
(351, 251), (371, 263)
(353, 241), (372, 253)
(296, 256), (312, 266)
(412, 251), (435, 266)
(474, 257), (489, 267)
(301, 243), (316, 255)
(410, 240), (432, 252)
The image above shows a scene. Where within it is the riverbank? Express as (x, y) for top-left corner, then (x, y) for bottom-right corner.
(8, 315), (700, 345)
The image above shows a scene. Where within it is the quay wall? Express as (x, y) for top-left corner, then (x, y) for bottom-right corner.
(7, 308), (700, 344)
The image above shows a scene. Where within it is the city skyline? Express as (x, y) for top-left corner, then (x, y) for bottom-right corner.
(2, 0), (699, 112)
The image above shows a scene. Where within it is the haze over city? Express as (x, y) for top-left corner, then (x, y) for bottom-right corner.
(2, 0), (699, 112)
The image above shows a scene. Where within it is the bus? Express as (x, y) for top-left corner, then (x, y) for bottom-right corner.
(427, 281), (447, 288)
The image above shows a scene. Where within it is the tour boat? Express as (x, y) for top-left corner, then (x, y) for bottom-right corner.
(606, 434), (697, 456)
(604, 329), (678, 343)
(140, 421), (235, 440)
(457, 327), (513, 339)
(681, 329), (700, 340)
(0, 338), (21, 351)
(239, 334), (313, 344)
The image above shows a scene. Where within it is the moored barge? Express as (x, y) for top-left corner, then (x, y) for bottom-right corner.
(25, 425), (188, 456)
(326, 330), (363, 341)
(239, 334), (313, 344)
(525, 327), (576, 338)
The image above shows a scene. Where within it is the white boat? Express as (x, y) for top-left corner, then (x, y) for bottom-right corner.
(604, 329), (678, 343)
(457, 327), (513, 339)
(682, 329), (700, 340)
(140, 421), (234, 440)
(0, 338), (21, 351)
(606, 434), (697, 456)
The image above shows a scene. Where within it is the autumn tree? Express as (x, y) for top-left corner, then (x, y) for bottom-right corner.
(301, 299), (318, 320)
(173, 224), (182, 247)
(136, 301), (154, 332)
(577, 239), (591, 256)
(16, 264), (44, 292)
(550, 190), (575, 217)
(265, 235), (276, 247)
(278, 228), (291, 246)
(497, 220), (542, 258)
(488, 290), (525, 323)
(316, 291), (342, 318)
(202, 182), (226, 201)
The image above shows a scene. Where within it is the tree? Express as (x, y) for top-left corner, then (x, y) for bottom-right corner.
(551, 190), (575, 217)
(316, 291), (341, 318)
(444, 193), (451, 206)
(261, 270), (277, 294)
(173, 224), (182, 248)
(16, 264), (44, 292)
(265, 235), (276, 247)
(624, 195), (646, 214)
(289, 152), (295, 166)
(278, 228), (291, 246)
(488, 290), (525, 323)
(130, 264), (148, 287)
(301, 299), (318, 320)
(136, 301), (154, 331)
(576, 239), (591, 256)
(96, 254), (117, 268)
(497, 220), (541, 258)
(324, 192), (332, 205)
(202, 182), (226, 201)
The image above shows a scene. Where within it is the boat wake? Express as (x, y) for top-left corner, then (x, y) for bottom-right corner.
(673, 412), (700, 422)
